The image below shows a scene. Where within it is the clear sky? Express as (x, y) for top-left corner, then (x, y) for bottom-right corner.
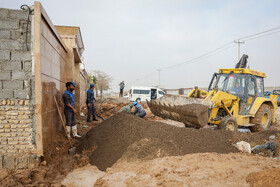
(2, 0), (280, 92)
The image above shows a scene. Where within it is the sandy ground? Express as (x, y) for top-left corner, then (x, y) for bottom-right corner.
(62, 165), (105, 187)
(95, 153), (280, 187)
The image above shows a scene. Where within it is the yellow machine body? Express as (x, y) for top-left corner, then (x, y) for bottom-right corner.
(148, 68), (277, 131)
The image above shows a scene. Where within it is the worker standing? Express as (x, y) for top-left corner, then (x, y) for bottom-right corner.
(133, 101), (146, 118)
(63, 82), (81, 138)
(119, 81), (125, 97)
(86, 83), (98, 122)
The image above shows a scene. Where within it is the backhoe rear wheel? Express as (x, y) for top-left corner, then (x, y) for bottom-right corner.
(250, 104), (272, 132)
(219, 116), (238, 131)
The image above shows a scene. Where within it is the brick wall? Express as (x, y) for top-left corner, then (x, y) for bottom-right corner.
(0, 8), (38, 169)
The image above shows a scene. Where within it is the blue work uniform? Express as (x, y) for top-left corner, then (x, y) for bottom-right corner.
(63, 90), (76, 126)
(86, 88), (97, 121)
(234, 86), (243, 94)
(134, 103), (146, 118)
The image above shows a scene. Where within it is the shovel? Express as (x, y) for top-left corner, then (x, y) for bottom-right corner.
(54, 96), (76, 155)
(96, 113), (105, 120)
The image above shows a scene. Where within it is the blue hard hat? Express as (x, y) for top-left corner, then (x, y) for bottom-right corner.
(133, 101), (137, 106)
(90, 83), (95, 88)
(72, 82), (76, 87)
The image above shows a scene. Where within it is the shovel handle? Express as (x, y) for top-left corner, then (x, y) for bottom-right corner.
(54, 96), (73, 147)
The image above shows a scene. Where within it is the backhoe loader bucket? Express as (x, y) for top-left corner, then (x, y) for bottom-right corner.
(147, 95), (213, 128)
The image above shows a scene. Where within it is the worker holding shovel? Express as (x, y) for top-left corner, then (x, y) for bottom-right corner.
(63, 82), (81, 138)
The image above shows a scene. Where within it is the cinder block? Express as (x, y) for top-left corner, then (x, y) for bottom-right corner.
(14, 90), (29, 99)
(24, 61), (32, 71)
(11, 51), (31, 61)
(0, 19), (19, 30)
(0, 9), (8, 19)
(0, 40), (20, 50)
(1, 61), (22, 71)
(3, 80), (23, 89)
(10, 31), (21, 40)
(12, 71), (25, 80)
(3, 156), (15, 169)
(24, 72), (31, 79)
(10, 31), (29, 40)
(0, 71), (11, 80)
(0, 30), (10, 39)
(0, 90), (13, 99)
(0, 50), (10, 61)
(8, 9), (29, 20)
(20, 21), (31, 32)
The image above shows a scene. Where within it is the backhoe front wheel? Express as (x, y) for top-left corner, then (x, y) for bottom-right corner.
(250, 104), (272, 132)
(219, 116), (238, 131)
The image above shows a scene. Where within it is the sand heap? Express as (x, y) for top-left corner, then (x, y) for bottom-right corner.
(78, 112), (239, 171)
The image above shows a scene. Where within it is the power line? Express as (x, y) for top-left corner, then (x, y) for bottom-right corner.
(128, 44), (236, 86)
(160, 26), (280, 71)
(131, 26), (280, 83)
(160, 41), (233, 70)
(237, 26), (280, 41)
(244, 30), (280, 42)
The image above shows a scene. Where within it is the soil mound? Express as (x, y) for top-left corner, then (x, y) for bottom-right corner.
(78, 113), (239, 171)
(246, 167), (280, 187)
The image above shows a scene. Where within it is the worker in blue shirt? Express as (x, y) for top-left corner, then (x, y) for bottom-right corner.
(86, 83), (98, 122)
(133, 101), (146, 118)
(234, 82), (243, 94)
(63, 82), (81, 138)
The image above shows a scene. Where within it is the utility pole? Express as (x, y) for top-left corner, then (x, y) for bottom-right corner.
(234, 40), (245, 60)
(157, 69), (161, 88)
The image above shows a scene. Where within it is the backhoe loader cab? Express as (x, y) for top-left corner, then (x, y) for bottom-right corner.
(148, 68), (278, 132)
(208, 69), (265, 114)
(209, 69), (264, 95)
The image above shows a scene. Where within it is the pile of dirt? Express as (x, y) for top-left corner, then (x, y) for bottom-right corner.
(246, 167), (280, 187)
(78, 112), (239, 171)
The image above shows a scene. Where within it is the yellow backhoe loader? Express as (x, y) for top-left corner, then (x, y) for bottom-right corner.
(148, 56), (278, 132)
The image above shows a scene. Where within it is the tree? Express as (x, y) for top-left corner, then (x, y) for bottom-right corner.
(88, 70), (112, 98)
(87, 71), (98, 96)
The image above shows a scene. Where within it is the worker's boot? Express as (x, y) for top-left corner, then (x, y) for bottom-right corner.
(71, 125), (81, 138)
(66, 126), (71, 138)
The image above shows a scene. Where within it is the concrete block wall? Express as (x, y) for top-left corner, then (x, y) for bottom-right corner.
(0, 8), (32, 100)
(0, 8), (37, 169)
